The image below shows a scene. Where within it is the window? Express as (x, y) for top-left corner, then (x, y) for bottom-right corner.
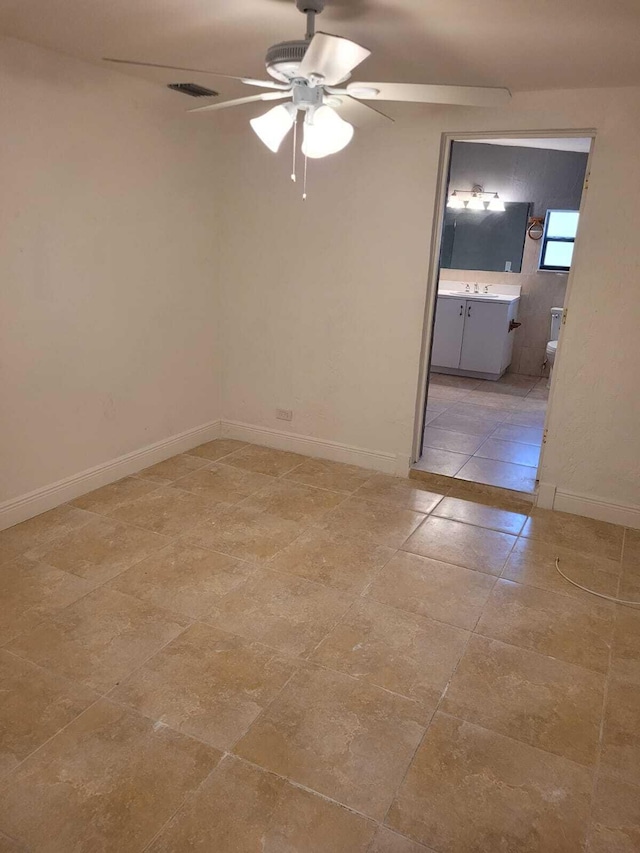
(539, 210), (579, 271)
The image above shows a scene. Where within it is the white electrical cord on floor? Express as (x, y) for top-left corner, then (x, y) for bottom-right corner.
(555, 557), (640, 608)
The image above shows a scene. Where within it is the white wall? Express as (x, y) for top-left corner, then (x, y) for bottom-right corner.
(0, 38), (221, 505)
(215, 88), (640, 514)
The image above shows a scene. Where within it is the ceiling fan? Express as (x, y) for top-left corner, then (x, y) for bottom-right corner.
(105, 0), (510, 192)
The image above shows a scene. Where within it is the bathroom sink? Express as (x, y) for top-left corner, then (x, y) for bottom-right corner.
(439, 290), (503, 299)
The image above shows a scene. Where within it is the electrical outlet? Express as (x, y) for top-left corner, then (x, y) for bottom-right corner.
(276, 408), (293, 422)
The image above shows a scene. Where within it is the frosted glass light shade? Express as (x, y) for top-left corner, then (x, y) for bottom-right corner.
(467, 195), (485, 211)
(250, 103), (296, 153)
(302, 106), (354, 159)
(447, 192), (464, 209)
(488, 193), (505, 211)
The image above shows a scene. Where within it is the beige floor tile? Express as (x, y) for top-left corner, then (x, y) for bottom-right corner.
(442, 635), (604, 765)
(315, 497), (426, 548)
(69, 476), (159, 514)
(503, 537), (621, 602)
(612, 609), (640, 668)
(354, 474), (445, 514)
(427, 385), (469, 403)
(204, 569), (351, 656)
(409, 469), (455, 493)
(462, 391), (525, 411)
(0, 700), (220, 853)
(312, 599), (468, 707)
(269, 527), (395, 593)
(428, 408), (505, 438)
(241, 480), (345, 523)
(387, 713), (592, 853)
(507, 408), (547, 428)
(446, 478), (534, 513)
(366, 551), (496, 630)
(601, 672), (640, 786)
(432, 496), (527, 535)
(0, 831), (26, 852)
(223, 444), (306, 477)
(369, 827), (434, 852)
(0, 651), (97, 778)
(422, 427), (486, 456)
(234, 667), (426, 820)
(403, 516), (516, 576)
(620, 528), (640, 600)
(110, 623), (296, 749)
(491, 423), (544, 446)
(109, 485), (225, 536)
(456, 457), (537, 493)
(0, 506), (93, 566)
(429, 374), (481, 391)
(476, 579), (614, 673)
(414, 447), (470, 477)
(134, 453), (210, 485)
(186, 437), (248, 461)
(172, 463), (275, 505)
(283, 457), (374, 493)
(27, 516), (169, 584)
(107, 542), (255, 619)
(184, 504), (306, 563)
(6, 587), (189, 692)
(149, 754), (375, 853)
(589, 775), (640, 853)
(522, 507), (624, 561)
(0, 557), (95, 645)
(475, 437), (541, 468)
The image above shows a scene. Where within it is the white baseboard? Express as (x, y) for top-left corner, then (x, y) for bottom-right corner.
(0, 419), (222, 531)
(221, 420), (402, 475)
(535, 482), (557, 510)
(552, 489), (640, 530)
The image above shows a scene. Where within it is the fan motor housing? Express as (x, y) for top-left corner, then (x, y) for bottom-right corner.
(265, 40), (309, 82)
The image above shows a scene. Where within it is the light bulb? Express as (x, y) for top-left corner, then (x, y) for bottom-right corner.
(250, 103), (297, 153)
(467, 195), (485, 211)
(488, 193), (505, 211)
(301, 106), (354, 159)
(447, 192), (464, 209)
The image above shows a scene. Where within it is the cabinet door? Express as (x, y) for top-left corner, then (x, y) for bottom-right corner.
(459, 300), (510, 374)
(431, 297), (466, 369)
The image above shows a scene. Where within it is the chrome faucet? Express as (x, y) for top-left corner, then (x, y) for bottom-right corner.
(474, 282), (479, 293)
(484, 285), (490, 294)
(465, 283), (470, 292)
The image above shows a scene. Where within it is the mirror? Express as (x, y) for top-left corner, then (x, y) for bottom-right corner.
(440, 201), (531, 273)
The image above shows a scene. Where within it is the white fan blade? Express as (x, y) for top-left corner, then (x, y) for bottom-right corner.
(298, 33), (370, 86)
(102, 58), (290, 89)
(188, 91), (290, 113)
(330, 96), (393, 128)
(347, 81), (511, 107)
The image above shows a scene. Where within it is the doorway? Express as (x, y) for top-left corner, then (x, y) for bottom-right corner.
(413, 132), (594, 495)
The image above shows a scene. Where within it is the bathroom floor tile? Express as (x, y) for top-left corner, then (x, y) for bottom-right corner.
(366, 551), (496, 630)
(522, 507), (624, 561)
(455, 457), (537, 493)
(601, 672), (640, 786)
(0, 700), (220, 853)
(431, 496), (527, 535)
(148, 755), (376, 853)
(110, 623), (297, 749)
(187, 438), (249, 461)
(422, 427), (486, 455)
(269, 527), (395, 593)
(234, 667), (426, 820)
(311, 599), (469, 706)
(414, 447), (470, 476)
(172, 463), (275, 505)
(109, 485), (225, 536)
(620, 528), (640, 600)
(475, 437), (541, 467)
(403, 515), (517, 576)
(134, 453), (210, 485)
(476, 579), (614, 673)
(70, 476), (159, 514)
(491, 423), (544, 445)
(6, 587), (189, 692)
(427, 409), (499, 438)
(315, 497), (426, 548)
(507, 408), (547, 429)
(282, 458), (374, 493)
(369, 827), (434, 853)
(589, 775), (640, 853)
(27, 515), (169, 584)
(429, 374), (481, 391)
(223, 444), (306, 477)
(203, 569), (352, 657)
(107, 542), (255, 619)
(446, 478), (534, 513)
(0, 506), (93, 566)
(387, 713), (592, 853)
(354, 474), (445, 513)
(0, 651), (97, 778)
(240, 480), (345, 523)
(442, 634), (604, 765)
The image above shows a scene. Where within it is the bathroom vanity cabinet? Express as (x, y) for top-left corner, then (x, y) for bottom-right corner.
(431, 293), (520, 380)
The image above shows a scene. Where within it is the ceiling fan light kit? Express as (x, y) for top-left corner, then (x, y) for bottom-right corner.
(104, 0), (511, 198)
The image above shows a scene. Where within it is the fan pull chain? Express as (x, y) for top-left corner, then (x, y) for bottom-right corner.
(291, 117), (297, 183)
(302, 154), (308, 201)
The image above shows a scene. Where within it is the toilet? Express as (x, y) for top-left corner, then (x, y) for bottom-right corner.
(545, 307), (563, 387)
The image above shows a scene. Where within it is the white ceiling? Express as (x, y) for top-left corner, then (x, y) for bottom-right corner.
(464, 137), (593, 153)
(1, 0), (640, 100)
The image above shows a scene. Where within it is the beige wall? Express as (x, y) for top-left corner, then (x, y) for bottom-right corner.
(0, 38), (221, 503)
(215, 88), (640, 511)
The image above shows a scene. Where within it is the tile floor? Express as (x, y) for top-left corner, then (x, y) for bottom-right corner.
(0, 440), (639, 851)
(417, 372), (548, 493)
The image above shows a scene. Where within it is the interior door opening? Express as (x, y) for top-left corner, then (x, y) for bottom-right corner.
(413, 133), (593, 495)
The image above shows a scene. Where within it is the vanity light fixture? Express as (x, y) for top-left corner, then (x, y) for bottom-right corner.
(447, 185), (506, 212)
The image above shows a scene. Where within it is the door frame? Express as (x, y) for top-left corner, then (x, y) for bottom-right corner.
(411, 128), (597, 486)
